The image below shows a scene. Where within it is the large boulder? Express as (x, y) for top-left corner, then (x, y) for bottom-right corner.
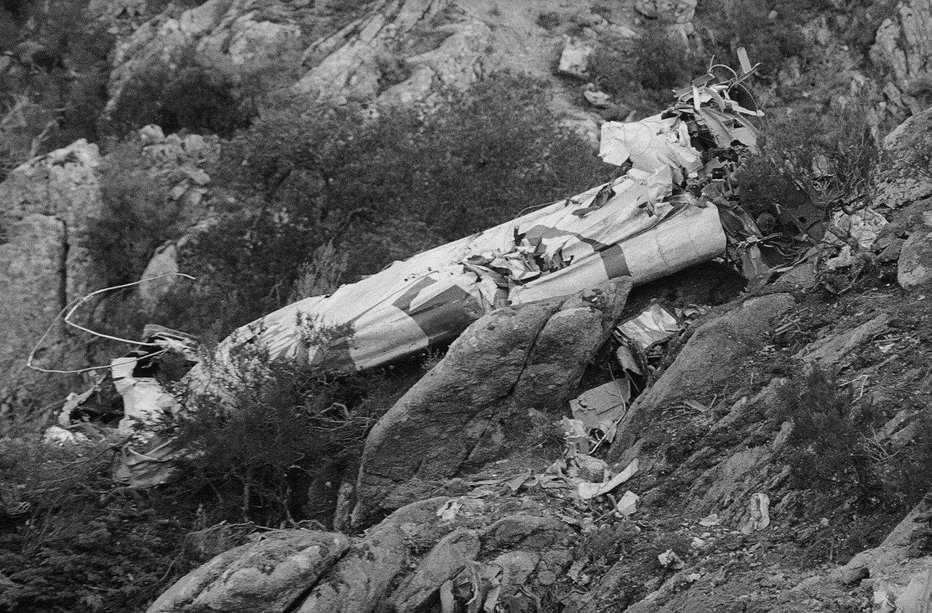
(388, 528), (482, 611)
(106, 0), (304, 117)
(898, 207), (932, 289)
(834, 495), (932, 613)
(609, 293), (795, 459)
(352, 278), (633, 525)
(296, 497), (453, 613)
(294, 0), (492, 105)
(0, 141), (104, 425)
(870, 0), (932, 100)
(872, 106), (932, 210)
(153, 494), (577, 613)
(293, 0), (608, 124)
(146, 530), (352, 613)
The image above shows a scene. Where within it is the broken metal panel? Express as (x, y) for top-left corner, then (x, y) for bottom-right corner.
(569, 379), (631, 444)
(617, 304), (681, 350)
(111, 356), (176, 436)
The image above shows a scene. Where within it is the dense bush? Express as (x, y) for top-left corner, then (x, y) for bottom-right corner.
(777, 367), (871, 489)
(0, 334), (426, 610)
(778, 368), (932, 510)
(169, 340), (384, 525)
(736, 101), (878, 236)
(84, 139), (184, 287)
(588, 25), (705, 111)
(160, 73), (610, 334)
(0, 435), (198, 612)
(104, 61), (255, 139)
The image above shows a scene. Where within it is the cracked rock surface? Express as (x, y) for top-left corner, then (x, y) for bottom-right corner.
(0, 140), (103, 422)
(352, 278), (633, 525)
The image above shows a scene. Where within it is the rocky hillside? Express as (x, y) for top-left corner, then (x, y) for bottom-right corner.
(1, 0), (932, 612)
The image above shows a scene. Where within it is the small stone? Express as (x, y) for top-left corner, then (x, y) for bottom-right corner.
(558, 39), (594, 79)
(583, 88), (613, 108)
(839, 566), (869, 586)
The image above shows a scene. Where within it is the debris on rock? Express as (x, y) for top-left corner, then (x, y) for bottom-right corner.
(570, 380), (631, 446)
(583, 86), (613, 108)
(615, 490), (639, 517)
(658, 549), (685, 570)
(827, 208), (888, 250)
(616, 303), (681, 350)
(577, 459), (639, 500)
(741, 492), (771, 534)
(41, 425), (89, 446)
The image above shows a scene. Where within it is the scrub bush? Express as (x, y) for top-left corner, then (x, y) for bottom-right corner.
(85, 139), (184, 286)
(588, 25), (705, 111)
(778, 368), (932, 513)
(0, 338), (425, 611)
(164, 72), (610, 334)
(104, 61), (253, 139)
(169, 343), (375, 525)
(696, 0), (830, 77)
(736, 102), (877, 237)
(777, 367), (871, 490)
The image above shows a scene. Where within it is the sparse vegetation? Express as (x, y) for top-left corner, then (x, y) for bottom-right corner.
(696, 0), (830, 77)
(0, 334), (425, 612)
(84, 138), (185, 287)
(777, 367), (871, 490)
(0, 434), (197, 612)
(587, 25), (705, 111)
(169, 341), (380, 526)
(778, 367), (932, 511)
(156, 72), (609, 335)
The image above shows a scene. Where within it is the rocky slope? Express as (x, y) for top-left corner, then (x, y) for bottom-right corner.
(2, 1), (932, 612)
(3, 0), (928, 421)
(146, 106), (932, 611)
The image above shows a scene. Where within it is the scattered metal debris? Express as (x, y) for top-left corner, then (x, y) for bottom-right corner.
(617, 304), (681, 351)
(742, 492), (771, 533)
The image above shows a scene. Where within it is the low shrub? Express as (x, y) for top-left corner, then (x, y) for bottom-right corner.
(169, 344), (373, 525)
(777, 367), (873, 491)
(778, 367), (932, 514)
(696, 0), (829, 78)
(0, 337), (426, 610)
(873, 409), (932, 512)
(158, 320), (429, 526)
